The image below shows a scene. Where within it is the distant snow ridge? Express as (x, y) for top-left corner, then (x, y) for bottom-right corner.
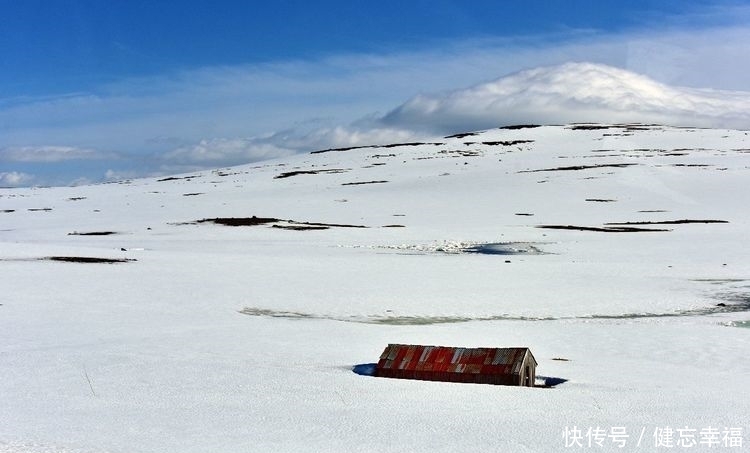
(382, 62), (750, 131)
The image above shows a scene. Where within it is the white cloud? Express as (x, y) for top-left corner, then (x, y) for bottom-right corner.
(103, 169), (144, 182)
(162, 139), (297, 167)
(159, 125), (419, 169)
(0, 145), (115, 163)
(262, 125), (420, 153)
(381, 62), (750, 133)
(3, 22), (750, 158)
(0, 171), (34, 187)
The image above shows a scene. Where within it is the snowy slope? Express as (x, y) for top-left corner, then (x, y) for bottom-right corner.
(1, 124), (749, 452)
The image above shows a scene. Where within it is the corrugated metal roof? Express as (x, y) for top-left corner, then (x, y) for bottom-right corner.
(376, 344), (535, 385)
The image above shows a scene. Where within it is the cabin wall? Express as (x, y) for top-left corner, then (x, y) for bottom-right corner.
(518, 353), (537, 387)
(376, 368), (517, 385)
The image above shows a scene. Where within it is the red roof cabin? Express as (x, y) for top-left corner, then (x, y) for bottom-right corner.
(376, 344), (537, 387)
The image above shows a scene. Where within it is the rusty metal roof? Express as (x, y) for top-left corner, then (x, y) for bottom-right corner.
(377, 344), (535, 376)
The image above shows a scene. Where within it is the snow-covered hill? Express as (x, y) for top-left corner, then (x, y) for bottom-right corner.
(1, 123), (749, 452)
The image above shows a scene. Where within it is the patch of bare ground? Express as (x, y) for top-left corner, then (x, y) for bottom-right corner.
(499, 124), (541, 130)
(274, 168), (349, 179)
(585, 198), (617, 202)
(382, 224), (405, 228)
(463, 140), (534, 146)
(28, 208), (53, 212)
(379, 142), (443, 148)
(158, 175), (199, 182)
(213, 170), (243, 177)
(44, 257), (135, 264)
(68, 231), (118, 236)
(194, 216), (368, 230)
(196, 216), (280, 226)
(605, 219), (728, 225)
(311, 145), (372, 154)
(568, 124), (617, 130)
(444, 132), (478, 139)
(519, 163), (638, 173)
(67, 197), (86, 201)
(439, 149), (482, 157)
(2, 209), (14, 213)
(341, 180), (389, 186)
(311, 141), (444, 154)
(281, 221), (368, 229)
(272, 224), (329, 231)
(182, 193), (204, 196)
(568, 123), (659, 131)
(537, 225), (671, 233)
(515, 213), (534, 216)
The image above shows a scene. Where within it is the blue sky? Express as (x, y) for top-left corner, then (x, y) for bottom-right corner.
(0, 0), (715, 96)
(2, 0), (750, 186)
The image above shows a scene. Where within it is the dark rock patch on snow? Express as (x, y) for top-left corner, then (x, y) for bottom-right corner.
(43, 256), (135, 264)
(274, 168), (350, 179)
(68, 231), (119, 236)
(537, 225), (671, 233)
(605, 219), (728, 225)
(310, 145), (372, 154)
(197, 216), (280, 226)
(341, 180), (389, 186)
(463, 140), (534, 146)
(194, 216), (368, 230)
(500, 124), (541, 130)
(444, 132), (478, 139)
(158, 175), (199, 182)
(519, 163), (638, 173)
(311, 142), (444, 155)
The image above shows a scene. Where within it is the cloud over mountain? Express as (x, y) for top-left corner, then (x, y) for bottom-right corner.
(109, 62), (750, 177)
(381, 62), (750, 132)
